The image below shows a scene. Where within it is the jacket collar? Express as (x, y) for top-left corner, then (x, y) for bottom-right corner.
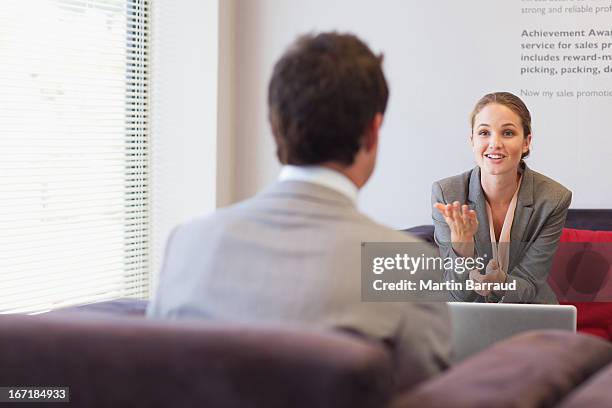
(510, 162), (534, 268)
(278, 165), (359, 205)
(262, 180), (356, 208)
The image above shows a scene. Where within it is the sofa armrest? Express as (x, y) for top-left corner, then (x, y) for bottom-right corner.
(50, 298), (148, 317)
(391, 330), (612, 408)
(559, 361), (612, 407)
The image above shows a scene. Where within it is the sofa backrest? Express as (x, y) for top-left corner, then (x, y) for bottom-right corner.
(564, 209), (612, 231)
(403, 209), (612, 245)
(0, 313), (393, 408)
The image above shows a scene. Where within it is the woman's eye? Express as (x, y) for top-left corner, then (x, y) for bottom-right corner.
(478, 130), (489, 136)
(503, 130), (514, 137)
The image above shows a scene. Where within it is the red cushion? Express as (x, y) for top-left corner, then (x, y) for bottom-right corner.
(556, 228), (612, 341)
(560, 228), (612, 243)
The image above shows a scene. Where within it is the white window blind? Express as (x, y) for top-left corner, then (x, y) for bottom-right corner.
(0, 0), (150, 313)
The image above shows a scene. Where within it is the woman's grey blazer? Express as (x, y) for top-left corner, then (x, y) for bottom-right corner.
(431, 163), (572, 304)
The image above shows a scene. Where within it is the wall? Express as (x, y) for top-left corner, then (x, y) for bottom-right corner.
(217, 0), (237, 208)
(227, 0), (612, 229)
(150, 0), (219, 288)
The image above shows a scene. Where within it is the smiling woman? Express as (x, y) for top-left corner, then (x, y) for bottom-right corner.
(431, 92), (572, 304)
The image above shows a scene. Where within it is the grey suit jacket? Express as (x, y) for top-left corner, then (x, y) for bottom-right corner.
(431, 163), (572, 304)
(148, 180), (452, 390)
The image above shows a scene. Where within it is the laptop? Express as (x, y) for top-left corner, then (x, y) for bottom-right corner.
(447, 302), (577, 361)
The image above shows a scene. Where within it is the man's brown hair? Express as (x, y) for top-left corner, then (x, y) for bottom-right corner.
(268, 32), (388, 165)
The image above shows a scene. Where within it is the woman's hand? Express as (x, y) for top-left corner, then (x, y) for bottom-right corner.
(468, 260), (507, 297)
(434, 201), (478, 257)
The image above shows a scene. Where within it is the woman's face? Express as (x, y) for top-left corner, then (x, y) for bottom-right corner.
(471, 103), (531, 177)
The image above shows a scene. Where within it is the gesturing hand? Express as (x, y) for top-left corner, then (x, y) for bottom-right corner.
(434, 201), (479, 257)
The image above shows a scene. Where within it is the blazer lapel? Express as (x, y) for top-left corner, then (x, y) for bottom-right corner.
(509, 163), (534, 271)
(467, 166), (493, 262)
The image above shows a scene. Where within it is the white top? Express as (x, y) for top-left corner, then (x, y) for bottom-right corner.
(278, 165), (359, 205)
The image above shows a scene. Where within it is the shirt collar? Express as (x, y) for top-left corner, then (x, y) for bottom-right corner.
(278, 165), (359, 204)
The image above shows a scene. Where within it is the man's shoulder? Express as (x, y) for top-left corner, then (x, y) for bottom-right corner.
(172, 197), (257, 239)
(350, 212), (432, 246)
(174, 192), (427, 246)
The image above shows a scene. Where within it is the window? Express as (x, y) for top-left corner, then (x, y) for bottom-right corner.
(0, 0), (150, 313)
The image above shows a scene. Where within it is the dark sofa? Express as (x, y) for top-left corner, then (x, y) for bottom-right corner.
(2, 309), (612, 408)
(0, 312), (393, 408)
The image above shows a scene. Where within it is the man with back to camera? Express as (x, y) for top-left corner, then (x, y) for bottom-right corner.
(148, 31), (451, 390)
